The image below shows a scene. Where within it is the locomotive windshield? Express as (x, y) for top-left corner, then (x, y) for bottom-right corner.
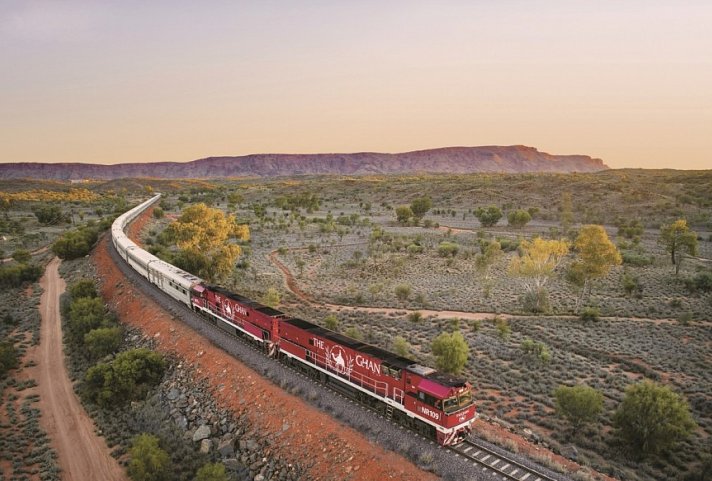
(443, 390), (474, 414)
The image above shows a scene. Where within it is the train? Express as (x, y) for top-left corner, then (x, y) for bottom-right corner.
(112, 194), (477, 446)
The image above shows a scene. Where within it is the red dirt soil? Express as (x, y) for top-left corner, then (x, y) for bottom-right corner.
(93, 234), (436, 481)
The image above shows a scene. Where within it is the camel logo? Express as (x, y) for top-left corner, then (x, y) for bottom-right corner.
(224, 303), (232, 318)
(326, 344), (353, 377)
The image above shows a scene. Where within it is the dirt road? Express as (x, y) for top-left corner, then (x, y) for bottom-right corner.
(37, 257), (128, 481)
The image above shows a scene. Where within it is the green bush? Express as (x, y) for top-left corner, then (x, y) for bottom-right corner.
(128, 434), (171, 481)
(0, 263), (42, 288)
(84, 327), (123, 359)
(84, 348), (166, 407)
(579, 307), (600, 322)
(52, 227), (100, 260)
(475, 205), (503, 227)
(195, 463), (227, 481)
(69, 279), (98, 299)
(684, 271), (712, 293)
(437, 241), (459, 258)
(432, 331), (469, 374)
(613, 380), (696, 459)
(68, 297), (109, 344)
(554, 384), (603, 429)
(622, 251), (654, 266)
(0, 342), (19, 379)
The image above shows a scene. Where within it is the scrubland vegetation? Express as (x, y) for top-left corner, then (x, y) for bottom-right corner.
(2, 170), (711, 481)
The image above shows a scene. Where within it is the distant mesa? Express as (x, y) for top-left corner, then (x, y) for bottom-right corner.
(0, 146), (607, 179)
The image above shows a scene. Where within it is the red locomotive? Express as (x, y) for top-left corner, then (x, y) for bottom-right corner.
(191, 284), (477, 445)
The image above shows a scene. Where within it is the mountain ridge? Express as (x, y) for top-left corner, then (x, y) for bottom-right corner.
(0, 145), (607, 179)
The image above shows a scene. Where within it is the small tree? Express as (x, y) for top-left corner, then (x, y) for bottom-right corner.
(495, 318), (511, 339)
(68, 297), (108, 344)
(410, 197), (432, 220)
(431, 331), (469, 374)
(613, 380), (696, 458)
(507, 209), (532, 228)
(324, 314), (338, 330)
(394, 284), (411, 302)
(395, 206), (413, 224)
(261, 287), (280, 308)
(659, 219), (698, 275)
(475, 205), (503, 227)
(554, 385), (603, 431)
(509, 237), (569, 312)
(560, 192), (574, 232)
(392, 336), (411, 357)
(195, 463), (228, 481)
(570, 225), (622, 309)
(128, 434), (171, 481)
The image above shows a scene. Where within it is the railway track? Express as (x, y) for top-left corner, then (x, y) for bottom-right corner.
(451, 438), (559, 481)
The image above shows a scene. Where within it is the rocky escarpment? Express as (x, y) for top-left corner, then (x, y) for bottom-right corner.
(0, 145), (607, 179)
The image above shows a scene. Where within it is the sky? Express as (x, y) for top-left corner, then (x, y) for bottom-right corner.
(0, 1), (710, 169)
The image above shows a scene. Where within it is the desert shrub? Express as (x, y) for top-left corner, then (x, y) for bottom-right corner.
(84, 327), (123, 360)
(344, 326), (363, 340)
(152, 207), (164, 219)
(475, 205), (503, 227)
(431, 331), (469, 374)
(11, 248), (32, 264)
(32, 204), (68, 225)
(677, 312), (693, 326)
(394, 284), (411, 301)
(521, 338), (551, 364)
(495, 318), (511, 339)
(507, 209), (532, 228)
(392, 336), (410, 357)
(622, 251), (654, 266)
(195, 463), (227, 481)
(613, 380), (696, 459)
(324, 314), (338, 330)
(406, 243), (424, 255)
(84, 348), (166, 407)
(69, 279), (98, 299)
(522, 289), (551, 314)
(554, 384), (603, 429)
(408, 311), (423, 323)
(52, 226), (100, 260)
(579, 307), (600, 322)
(68, 297), (109, 344)
(437, 241), (459, 258)
(128, 434), (171, 481)
(684, 271), (712, 293)
(260, 287), (280, 308)
(0, 342), (19, 379)
(621, 272), (640, 297)
(0, 263), (42, 288)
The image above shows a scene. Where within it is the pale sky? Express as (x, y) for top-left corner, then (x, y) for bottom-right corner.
(1, 1), (710, 169)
